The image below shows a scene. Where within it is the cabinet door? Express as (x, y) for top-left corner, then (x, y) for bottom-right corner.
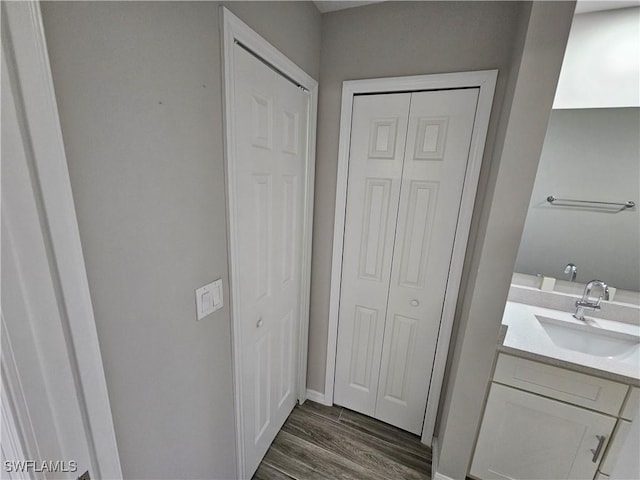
(600, 420), (632, 475)
(471, 383), (616, 480)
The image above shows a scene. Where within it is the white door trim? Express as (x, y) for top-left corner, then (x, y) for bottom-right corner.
(325, 71), (497, 445)
(1, 315), (35, 480)
(220, 7), (318, 478)
(1, 2), (122, 477)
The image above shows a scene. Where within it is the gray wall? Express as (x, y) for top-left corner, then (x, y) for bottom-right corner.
(41, 2), (320, 478)
(436, 3), (574, 478)
(308, 0), (524, 393)
(40, 1), (575, 478)
(515, 108), (640, 291)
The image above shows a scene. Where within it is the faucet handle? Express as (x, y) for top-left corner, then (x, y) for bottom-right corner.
(576, 298), (601, 310)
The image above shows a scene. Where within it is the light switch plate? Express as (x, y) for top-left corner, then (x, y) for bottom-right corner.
(196, 279), (223, 321)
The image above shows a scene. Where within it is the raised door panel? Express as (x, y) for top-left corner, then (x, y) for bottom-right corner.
(379, 315), (418, 406)
(348, 306), (380, 392)
(375, 89), (479, 432)
(251, 93), (273, 150)
(254, 334), (272, 442)
(253, 175), (272, 301)
(358, 178), (393, 281)
(281, 176), (297, 284)
(334, 93), (410, 415)
(233, 43), (308, 477)
(277, 310), (294, 409)
(471, 383), (615, 480)
(397, 180), (439, 288)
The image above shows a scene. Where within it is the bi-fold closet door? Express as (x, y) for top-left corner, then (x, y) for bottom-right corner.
(334, 88), (479, 434)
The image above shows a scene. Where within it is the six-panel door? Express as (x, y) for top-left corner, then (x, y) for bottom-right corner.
(334, 89), (479, 434)
(232, 43), (308, 477)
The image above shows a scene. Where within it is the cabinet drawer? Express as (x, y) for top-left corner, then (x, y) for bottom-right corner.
(621, 387), (638, 421)
(494, 354), (628, 415)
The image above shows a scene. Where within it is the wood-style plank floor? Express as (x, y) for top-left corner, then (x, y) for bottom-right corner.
(252, 401), (432, 480)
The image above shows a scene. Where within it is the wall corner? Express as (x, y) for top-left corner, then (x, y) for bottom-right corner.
(433, 1), (576, 479)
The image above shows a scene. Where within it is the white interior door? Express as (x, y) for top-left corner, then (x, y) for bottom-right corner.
(375, 89), (478, 432)
(334, 88), (479, 434)
(333, 93), (410, 416)
(232, 43), (308, 477)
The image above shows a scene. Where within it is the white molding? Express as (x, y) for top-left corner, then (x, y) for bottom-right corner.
(434, 471), (457, 480)
(1, 315), (40, 480)
(433, 473), (457, 480)
(220, 7), (318, 478)
(1, 2), (122, 478)
(325, 71), (498, 444)
(305, 389), (331, 406)
(1, 396), (29, 480)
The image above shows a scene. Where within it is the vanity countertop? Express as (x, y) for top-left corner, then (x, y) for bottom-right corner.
(499, 301), (640, 387)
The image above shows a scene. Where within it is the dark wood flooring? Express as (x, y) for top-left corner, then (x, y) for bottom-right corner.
(252, 401), (432, 480)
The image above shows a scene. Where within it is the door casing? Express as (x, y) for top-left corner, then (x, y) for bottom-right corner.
(325, 71), (497, 446)
(1, 2), (122, 477)
(220, 8), (318, 478)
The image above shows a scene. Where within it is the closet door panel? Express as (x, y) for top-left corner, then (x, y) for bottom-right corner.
(334, 93), (410, 414)
(375, 89), (479, 433)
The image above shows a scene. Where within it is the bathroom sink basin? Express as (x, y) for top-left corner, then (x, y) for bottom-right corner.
(535, 315), (640, 358)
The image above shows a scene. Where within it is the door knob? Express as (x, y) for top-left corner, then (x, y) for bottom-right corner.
(410, 299), (419, 307)
(257, 317), (264, 328)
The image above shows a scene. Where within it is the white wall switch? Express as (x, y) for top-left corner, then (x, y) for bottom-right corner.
(196, 278), (224, 321)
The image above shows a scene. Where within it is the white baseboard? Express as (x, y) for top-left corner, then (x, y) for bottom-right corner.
(433, 472), (456, 480)
(305, 389), (331, 406)
(432, 436), (440, 478)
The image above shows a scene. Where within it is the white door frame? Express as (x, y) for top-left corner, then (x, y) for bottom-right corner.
(1, 2), (122, 477)
(325, 71), (497, 445)
(2, 315), (33, 480)
(220, 8), (318, 478)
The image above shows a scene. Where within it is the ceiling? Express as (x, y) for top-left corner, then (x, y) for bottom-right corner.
(314, 0), (640, 15)
(313, 1), (384, 14)
(574, 0), (639, 13)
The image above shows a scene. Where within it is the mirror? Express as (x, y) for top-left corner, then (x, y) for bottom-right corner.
(514, 107), (639, 291)
(513, 7), (640, 293)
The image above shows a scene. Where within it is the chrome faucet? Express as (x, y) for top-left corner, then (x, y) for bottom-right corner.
(563, 263), (577, 282)
(574, 280), (609, 321)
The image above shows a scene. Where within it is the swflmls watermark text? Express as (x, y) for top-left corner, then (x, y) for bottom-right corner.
(4, 460), (78, 473)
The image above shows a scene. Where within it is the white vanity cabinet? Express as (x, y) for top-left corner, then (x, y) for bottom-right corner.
(598, 387), (640, 479)
(471, 354), (630, 480)
(599, 419), (632, 476)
